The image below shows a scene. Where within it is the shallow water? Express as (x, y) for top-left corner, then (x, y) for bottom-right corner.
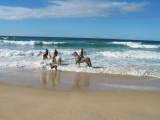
(0, 68), (160, 92)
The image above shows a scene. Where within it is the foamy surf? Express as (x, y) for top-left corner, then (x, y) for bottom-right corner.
(112, 41), (160, 48)
(1, 36), (160, 78)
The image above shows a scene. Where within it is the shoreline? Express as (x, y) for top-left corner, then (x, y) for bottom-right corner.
(0, 67), (160, 92)
(0, 68), (160, 120)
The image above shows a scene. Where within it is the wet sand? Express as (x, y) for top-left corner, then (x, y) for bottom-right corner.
(0, 68), (160, 120)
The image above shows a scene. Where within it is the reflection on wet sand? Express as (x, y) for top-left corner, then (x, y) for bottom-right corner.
(72, 73), (90, 89)
(38, 70), (60, 86)
(38, 71), (91, 90)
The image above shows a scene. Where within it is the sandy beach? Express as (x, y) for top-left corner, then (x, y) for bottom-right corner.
(0, 68), (160, 120)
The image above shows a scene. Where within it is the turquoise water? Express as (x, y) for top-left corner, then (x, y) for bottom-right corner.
(1, 36), (160, 77)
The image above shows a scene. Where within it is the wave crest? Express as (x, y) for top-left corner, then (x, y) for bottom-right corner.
(0, 40), (66, 46)
(112, 42), (160, 49)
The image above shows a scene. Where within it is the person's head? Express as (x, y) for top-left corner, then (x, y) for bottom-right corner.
(81, 48), (83, 51)
(46, 48), (47, 50)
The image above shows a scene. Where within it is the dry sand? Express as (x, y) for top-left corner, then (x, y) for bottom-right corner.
(0, 68), (160, 120)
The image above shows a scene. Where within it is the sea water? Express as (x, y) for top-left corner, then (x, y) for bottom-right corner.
(1, 36), (160, 78)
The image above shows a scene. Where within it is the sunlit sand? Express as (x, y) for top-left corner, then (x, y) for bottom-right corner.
(0, 68), (160, 120)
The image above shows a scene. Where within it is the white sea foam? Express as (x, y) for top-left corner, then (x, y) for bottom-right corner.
(1, 48), (160, 77)
(0, 37), (6, 39)
(42, 41), (66, 45)
(0, 40), (66, 46)
(112, 42), (160, 48)
(99, 50), (160, 59)
(3, 40), (40, 45)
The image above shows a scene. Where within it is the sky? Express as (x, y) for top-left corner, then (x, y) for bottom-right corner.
(0, 0), (160, 40)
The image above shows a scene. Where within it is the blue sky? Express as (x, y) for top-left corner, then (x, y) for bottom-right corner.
(0, 0), (160, 40)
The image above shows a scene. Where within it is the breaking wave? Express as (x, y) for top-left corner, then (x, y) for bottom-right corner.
(112, 42), (160, 49)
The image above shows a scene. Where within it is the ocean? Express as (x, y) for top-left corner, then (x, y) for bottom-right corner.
(1, 36), (160, 78)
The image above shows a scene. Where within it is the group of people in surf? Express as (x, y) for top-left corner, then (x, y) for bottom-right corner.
(43, 48), (84, 62)
(43, 48), (58, 60)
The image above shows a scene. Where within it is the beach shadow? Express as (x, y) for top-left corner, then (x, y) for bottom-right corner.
(61, 63), (69, 66)
(92, 66), (101, 68)
(72, 72), (90, 89)
(38, 70), (61, 86)
(92, 66), (106, 69)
